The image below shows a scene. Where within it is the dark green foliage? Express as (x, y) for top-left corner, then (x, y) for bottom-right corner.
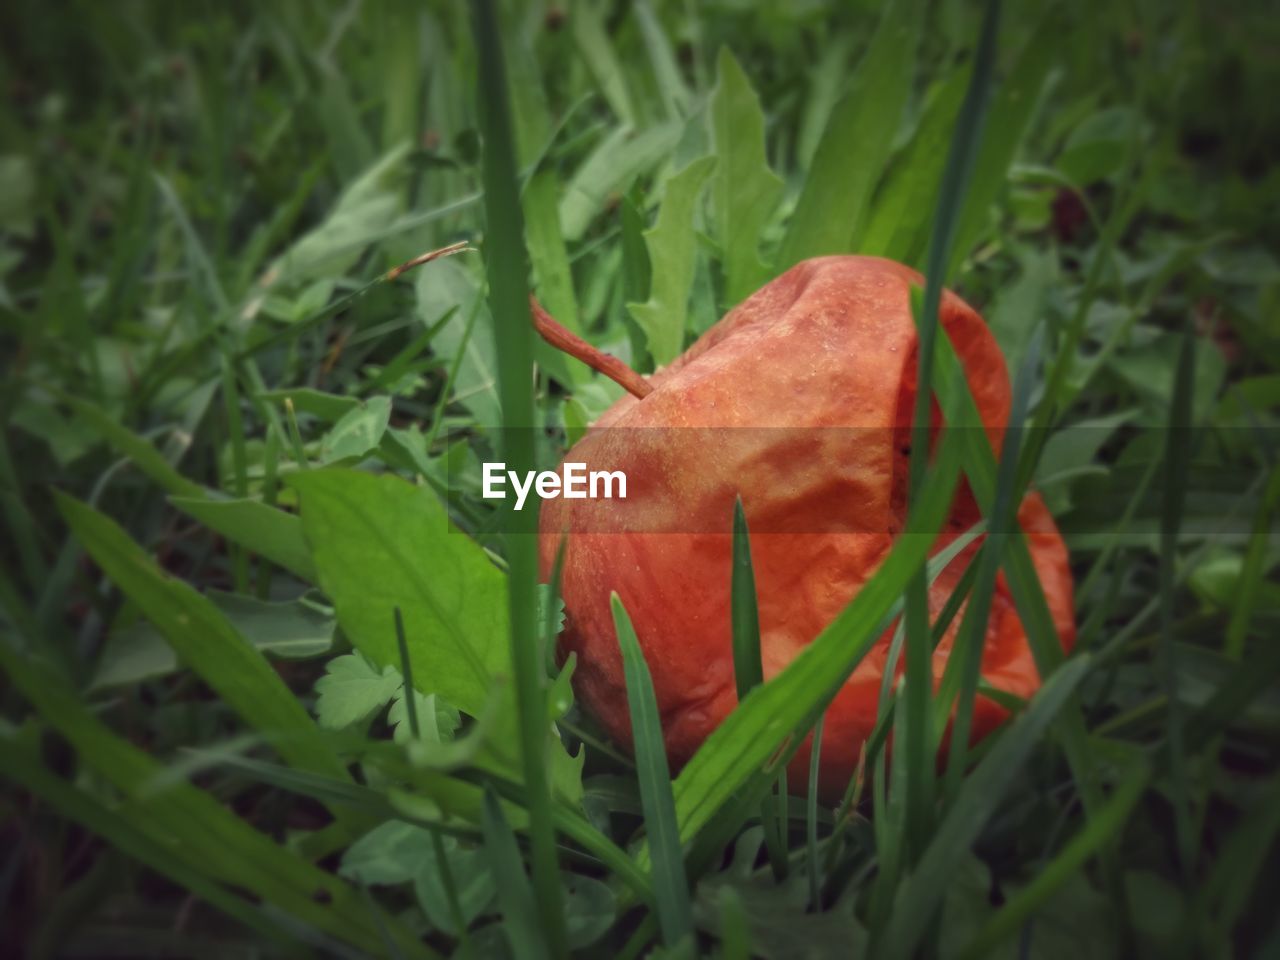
(0, 1), (1277, 957)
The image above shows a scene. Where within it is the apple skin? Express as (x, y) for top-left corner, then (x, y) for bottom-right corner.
(539, 256), (1074, 798)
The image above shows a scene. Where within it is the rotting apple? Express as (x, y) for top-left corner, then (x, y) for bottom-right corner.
(534, 255), (1074, 799)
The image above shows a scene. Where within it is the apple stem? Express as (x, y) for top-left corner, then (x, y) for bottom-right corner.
(529, 296), (653, 399)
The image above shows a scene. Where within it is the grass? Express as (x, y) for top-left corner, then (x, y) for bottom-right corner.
(2, 0), (1279, 957)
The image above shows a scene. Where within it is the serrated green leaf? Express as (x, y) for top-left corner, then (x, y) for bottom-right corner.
(314, 652), (402, 731)
(628, 155), (716, 365)
(710, 49), (783, 305)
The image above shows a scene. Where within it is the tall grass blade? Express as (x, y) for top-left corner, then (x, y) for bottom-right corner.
(481, 789), (551, 960)
(55, 494), (352, 789)
(611, 594), (693, 947)
(959, 763), (1149, 960)
(1160, 318), (1198, 879)
(806, 714), (825, 910)
(730, 497), (789, 879)
(901, 0), (1002, 862)
(877, 655), (1093, 959)
(941, 332), (1040, 798)
(470, 1), (567, 953)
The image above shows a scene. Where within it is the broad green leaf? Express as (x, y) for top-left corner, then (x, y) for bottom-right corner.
(524, 169), (583, 337)
(0, 154), (36, 235)
(341, 820), (496, 936)
(628, 155), (716, 365)
(1057, 107), (1144, 186)
(290, 470), (507, 721)
(795, 35), (853, 172)
(524, 169), (590, 387)
(414, 839), (497, 935)
(56, 494), (349, 784)
(340, 820), (435, 886)
(710, 49), (784, 305)
(1108, 331), (1226, 422)
(318, 395), (391, 464)
(314, 652), (403, 730)
(9, 394), (98, 466)
(505, 28), (552, 167)
(169, 496), (316, 582)
(987, 246), (1053, 372)
(777, 0), (919, 270)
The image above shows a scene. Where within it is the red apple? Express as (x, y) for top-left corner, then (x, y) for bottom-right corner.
(537, 256), (1074, 798)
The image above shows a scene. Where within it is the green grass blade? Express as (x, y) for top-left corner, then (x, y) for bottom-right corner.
(60, 395), (205, 498)
(806, 714), (825, 910)
(481, 789), (551, 960)
(1159, 319), (1199, 879)
(900, 0), (1002, 863)
(945, 13), (1057, 276)
(0, 640), (432, 958)
(0, 738), (296, 949)
(471, 1), (567, 952)
(941, 333), (1041, 797)
(55, 493), (351, 788)
(730, 497), (789, 880)
(1225, 466), (1279, 659)
(877, 655), (1094, 959)
(958, 763), (1150, 960)
(858, 69), (969, 264)
(730, 497), (764, 695)
(611, 594), (693, 947)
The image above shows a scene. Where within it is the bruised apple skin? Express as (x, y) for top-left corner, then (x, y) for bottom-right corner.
(538, 255), (1075, 799)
